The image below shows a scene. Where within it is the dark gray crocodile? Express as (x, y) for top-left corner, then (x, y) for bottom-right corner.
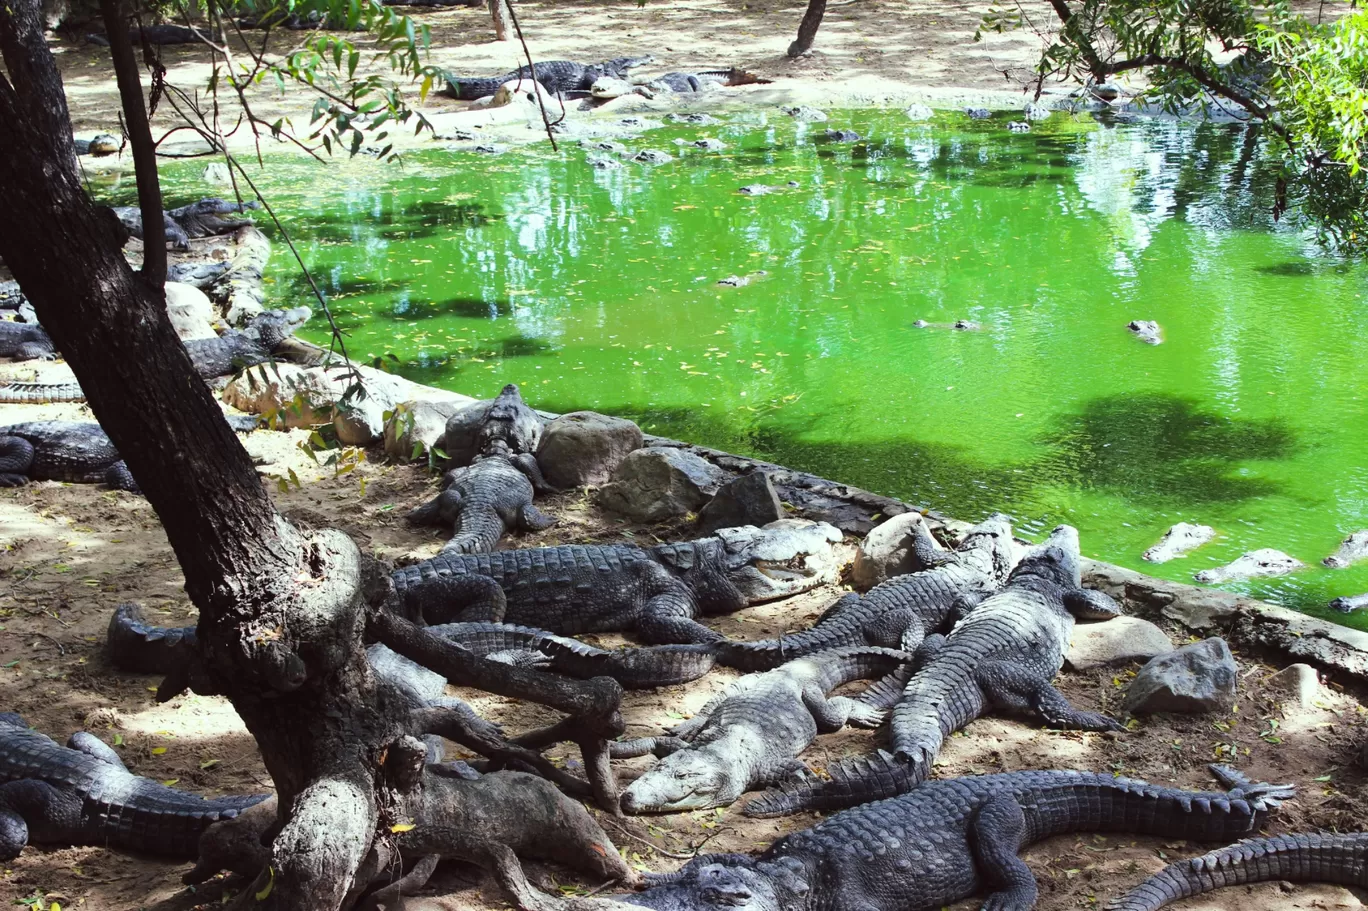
(746, 524), (1124, 817)
(107, 606), (716, 692)
(647, 68), (772, 93)
(112, 197), (259, 251)
(718, 514), (1014, 671)
(408, 454), (556, 554)
(0, 712), (268, 860)
(441, 56), (654, 100)
(618, 646), (908, 814)
(0, 422), (139, 491)
(392, 520), (841, 644)
(1107, 831), (1368, 911)
(619, 765), (1294, 911)
(0, 308), (311, 405)
(0, 320), (56, 360)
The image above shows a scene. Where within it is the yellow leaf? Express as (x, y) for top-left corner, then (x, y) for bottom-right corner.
(256, 866), (275, 900)
(161, 778), (179, 786)
(151, 747), (167, 755)
(390, 822), (416, 833)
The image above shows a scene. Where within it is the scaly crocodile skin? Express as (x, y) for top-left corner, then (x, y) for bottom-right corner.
(0, 421), (138, 491)
(408, 455), (554, 555)
(442, 56), (653, 100)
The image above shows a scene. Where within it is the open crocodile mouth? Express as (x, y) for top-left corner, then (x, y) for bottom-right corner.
(754, 559), (815, 582)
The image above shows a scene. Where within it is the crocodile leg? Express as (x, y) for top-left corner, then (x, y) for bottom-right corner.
(608, 736), (689, 758)
(0, 435), (35, 486)
(509, 452), (556, 494)
(635, 589), (720, 645)
(403, 573), (508, 624)
(975, 660), (1124, 731)
(103, 461), (140, 493)
(516, 502), (558, 532)
(909, 520), (958, 569)
(801, 686), (884, 731)
(0, 779), (79, 859)
(66, 731), (125, 768)
(1064, 587), (1123, 620)
(863, 607), (926, 651)
(971, 794), (1038, 911)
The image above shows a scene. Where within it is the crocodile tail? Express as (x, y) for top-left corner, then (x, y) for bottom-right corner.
(106, 603), (198, 674)
(441, 508), (507, 554)
(442, 74), (510, 100)
(742, 747), (929, 817)
(0, 381), (86, 404)
(597, 644), (717, 689)
(1106, 832), (1368, 911)
(810, 646), (913, 693)
(716, 594), (868, 671)
(855, 661), (916, 711)
(119, 781), (271, 857)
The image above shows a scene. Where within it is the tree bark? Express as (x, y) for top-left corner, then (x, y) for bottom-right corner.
(788, 0), (828, 57)
(489, 0), (511, 41)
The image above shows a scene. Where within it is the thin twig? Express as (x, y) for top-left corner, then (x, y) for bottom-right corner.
(600, 816), (694, 860)
(504, 0), (561, 150)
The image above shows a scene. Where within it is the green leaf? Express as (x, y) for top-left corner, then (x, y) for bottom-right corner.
(256, 866), (275, 900)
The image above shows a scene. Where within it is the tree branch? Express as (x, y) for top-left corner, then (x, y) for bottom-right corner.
(99, 0), (168, 286)
(1104, 52), (1287, 138)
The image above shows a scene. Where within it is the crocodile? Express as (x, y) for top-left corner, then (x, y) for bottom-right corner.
(440, 383), (546, 469)
(0, 308), (311, 404)
(0, 712), (268, 860)
(112, 197), (260, 250)
(0, 320), (56, 360)
(618, 765), (1294, 911)
(1107, 832), (1368, 911)
(746, 524), (1124, 817)
(441, 56), (655, 101)
(392, 519), (842, 645)
(717, 514), (1015, 672)
(0, 421), (139, 491)
(646, 68), (772, 93)
(108, 605), (717, 691)
(408, 454), (557, 554)
(618, 647), (908, 814)
(1324, 530), (1368, 568)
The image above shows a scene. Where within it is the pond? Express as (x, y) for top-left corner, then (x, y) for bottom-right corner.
(149, 108), (1368, 625)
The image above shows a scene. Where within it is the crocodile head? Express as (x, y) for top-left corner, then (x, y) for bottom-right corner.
(1011, 524), (1082, 589)
(714, 519), (842, 603)
(476, 383), (542, 456)
(956, 512), (1017, 583)
(604, 54), (655, 76)
(621, 750), (742, 813)
(626, 859), (779, 910)
(247, 307), (312, 350)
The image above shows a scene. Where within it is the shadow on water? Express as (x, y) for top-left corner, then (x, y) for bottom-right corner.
(1036, 393), (1298, 505)
(387, 297), (513, 320)
(500, 333), (555, 357)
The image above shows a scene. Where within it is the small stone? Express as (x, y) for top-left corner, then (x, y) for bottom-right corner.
(1194, 549), (1305, 584)
(1122, 637), (1238, 715)
(1066, 617), (1173, 671)
(851, 513), (933, 589)
(594, 448), (725, 521)
(537, 411), (643, 488)
(1266, 663), (1320, 708)
(780, 105), (828, 122)
(1143, 522), (1216, 563)
(697, 472), (785, 534)
(1127, 319), (1163, 345)
(903, 103), (934, 121)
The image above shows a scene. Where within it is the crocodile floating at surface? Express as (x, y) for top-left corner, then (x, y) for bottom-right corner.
(718, 514), (1014, 671)
(619, 647), (907, 814)
(0, 422), (139, 491)
(621, 765), (1294, 911)
(442, 56), (654, 100)
(392, 520), (842, 644)
(0, 713), (268, 859)
(746, 524), (1124, 817)
(1106, 831), (1368, 911)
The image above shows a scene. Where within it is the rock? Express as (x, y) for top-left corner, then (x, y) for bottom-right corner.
(383, 397), (474, 460)
(1143, 522), (1216, 563)
(441, 384), (543, 465)
(696, 472), (785, 535)
(1159, 589), (1242, 629)
(850, 512), (935, 589)
(1324, 530), (1368, 568)
(1122, 637), (1238, 715)
(87, 133), (120, 155)
(965, 107), (992, 119)
(1266, 663), (1320, 708)
(1127, 319), (1163, 344)
(594, 447), (725, 521)
(903, 103), (934, 121)
(1195, 549), (1305, 584)
(823, 129), (861, 142)
(1006, 121), (1031, 133)
(537, 411), (643, 488)
(632, 149), (673, 164)
(1066, 617), (1173, 670)
(202, 162), (232, 184)
(1331, 593), (1368, 613)
(163, 281), (217, 340)
(780, 105), (827, 122)
(221, 362), (413, 444)
(1023, 101), (1052, 121)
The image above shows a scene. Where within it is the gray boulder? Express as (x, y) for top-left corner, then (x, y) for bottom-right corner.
(696, 471), (785, 535)
(1065, 617), (1173, 671)
(850, 512), (935, 589)
(594, 447), (724, 521)
(1121, 637), (1238, 715)
(440, 383), (543, 465)
(383, 398), (475, 460)
(1266, 663), (1320, 708)
(537, 411), (643, 488)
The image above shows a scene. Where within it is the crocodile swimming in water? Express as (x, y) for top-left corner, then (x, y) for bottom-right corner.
(441, 56), (654, 100)
(615, 765), (1294, 911)
(718, 514), (1014, 671)
(0, 712), (268, 860)
(392, 520), (842, 645)
(746, 524), (1124, 817)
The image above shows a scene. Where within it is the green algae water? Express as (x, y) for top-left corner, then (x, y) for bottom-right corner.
(149, 109), (1368, 623)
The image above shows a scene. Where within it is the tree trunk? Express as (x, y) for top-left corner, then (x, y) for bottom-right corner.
(489, 0), (512, 41)
(788, 0), (827, 57)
